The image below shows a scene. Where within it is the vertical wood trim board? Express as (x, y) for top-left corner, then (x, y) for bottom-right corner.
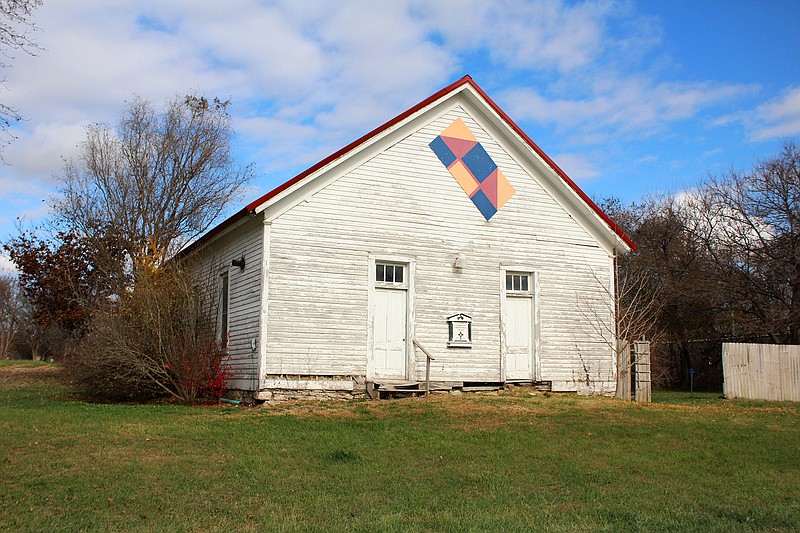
(258, 218), (271, 390)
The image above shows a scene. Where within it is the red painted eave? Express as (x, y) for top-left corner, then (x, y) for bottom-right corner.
(213, 75), (635, 253)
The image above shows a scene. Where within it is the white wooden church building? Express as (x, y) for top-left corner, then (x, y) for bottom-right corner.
(183, 76), (635, 399)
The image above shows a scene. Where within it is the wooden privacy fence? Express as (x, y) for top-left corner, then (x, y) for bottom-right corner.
(723, 343), (800, 401)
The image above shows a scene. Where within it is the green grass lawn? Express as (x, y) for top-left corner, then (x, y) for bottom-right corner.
(1, 362), (798, 532)
(0, 359), (51, 369)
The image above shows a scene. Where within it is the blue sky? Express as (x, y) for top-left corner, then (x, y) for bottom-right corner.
(1, 0), (799, 272)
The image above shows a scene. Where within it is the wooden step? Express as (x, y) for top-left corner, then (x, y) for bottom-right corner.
(373, 380), (421, 390)
(378, 385), (422, 392)
(462, 385), (502, 392)
(379, 389), (426, 396)
(428, 381), (464, 391)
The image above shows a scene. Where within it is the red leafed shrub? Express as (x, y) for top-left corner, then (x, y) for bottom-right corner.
(199, 349), (233, 401)
(164, 337), (232, 402)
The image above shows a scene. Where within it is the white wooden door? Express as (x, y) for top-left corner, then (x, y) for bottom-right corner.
(372, 287), (407, 379)
(504, 279), (534, 380)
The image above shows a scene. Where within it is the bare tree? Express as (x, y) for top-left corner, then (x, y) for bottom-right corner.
(689, 142), (800, 343)
(598, 143), (800, 391)
(0, 0), (43, 147)
(0, 273), (23, 358)
(599, 194), (720, 389)
(55, 95), (255, 266)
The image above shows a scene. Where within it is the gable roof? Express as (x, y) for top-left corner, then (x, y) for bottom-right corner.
(184, 75), (636, 255)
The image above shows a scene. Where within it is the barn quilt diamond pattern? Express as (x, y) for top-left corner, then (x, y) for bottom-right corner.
(429, 118), (515, 220)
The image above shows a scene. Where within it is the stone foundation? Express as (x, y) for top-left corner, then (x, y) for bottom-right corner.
(228, 376), (557, 403)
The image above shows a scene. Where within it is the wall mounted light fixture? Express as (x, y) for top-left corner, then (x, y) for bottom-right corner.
(231, 255), (246, 270)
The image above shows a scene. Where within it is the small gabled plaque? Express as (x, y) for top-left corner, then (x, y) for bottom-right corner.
(447, 313), (472, 348)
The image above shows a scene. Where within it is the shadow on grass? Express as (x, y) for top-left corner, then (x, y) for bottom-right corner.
(652, 390), (723, 406)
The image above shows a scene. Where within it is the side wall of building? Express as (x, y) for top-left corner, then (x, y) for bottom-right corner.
(188, 216), (263, 391)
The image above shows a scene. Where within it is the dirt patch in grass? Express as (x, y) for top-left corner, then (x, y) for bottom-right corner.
(252, 389), (621, 430)
(0, 364), (63, 390)
(437, 392), (620, 431)
(256, 399), (369, 419)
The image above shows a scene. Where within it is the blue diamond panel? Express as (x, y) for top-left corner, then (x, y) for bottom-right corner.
(461, 143), (497, 183)
(428, 136), (457, 168)
(470, 189), (498, 220)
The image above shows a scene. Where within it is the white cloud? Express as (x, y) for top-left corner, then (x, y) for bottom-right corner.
(171, 4), (327, 97)
(0, 253), (17, 275)
(1, 0), (459, 181)
(747, 87), (800, 141)
(0, 0), (669, 183)
(488, 0), (609, 71)
(499, 77), (756, 143)
(701, 148), (723, 158)
(0, 183), (51, 232)
(1, 122), (85, 184)
(235, 115), (322, 172)
(0, 174), (48, 203)
(415, 0), (653, 73)
(552, 152), (601, 183)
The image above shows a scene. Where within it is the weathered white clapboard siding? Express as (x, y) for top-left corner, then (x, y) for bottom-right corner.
(191, 217), (263, 390)
(265, 104), (615, 392)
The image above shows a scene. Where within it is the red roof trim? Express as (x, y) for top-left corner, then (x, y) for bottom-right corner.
(225, 75), (634, 252)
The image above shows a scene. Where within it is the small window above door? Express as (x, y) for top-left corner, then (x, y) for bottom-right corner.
(375, 263), (406, 288)
(505, 272), (531, 294)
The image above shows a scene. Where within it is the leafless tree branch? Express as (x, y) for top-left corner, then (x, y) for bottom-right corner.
(0, 0), (43, 150)
(54, 95), (255, 267)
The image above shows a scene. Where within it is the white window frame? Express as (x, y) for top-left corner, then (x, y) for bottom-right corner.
(219, 269), (230, 350)
(374, 261), (408, 290)
(505, 271), (532, 296)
